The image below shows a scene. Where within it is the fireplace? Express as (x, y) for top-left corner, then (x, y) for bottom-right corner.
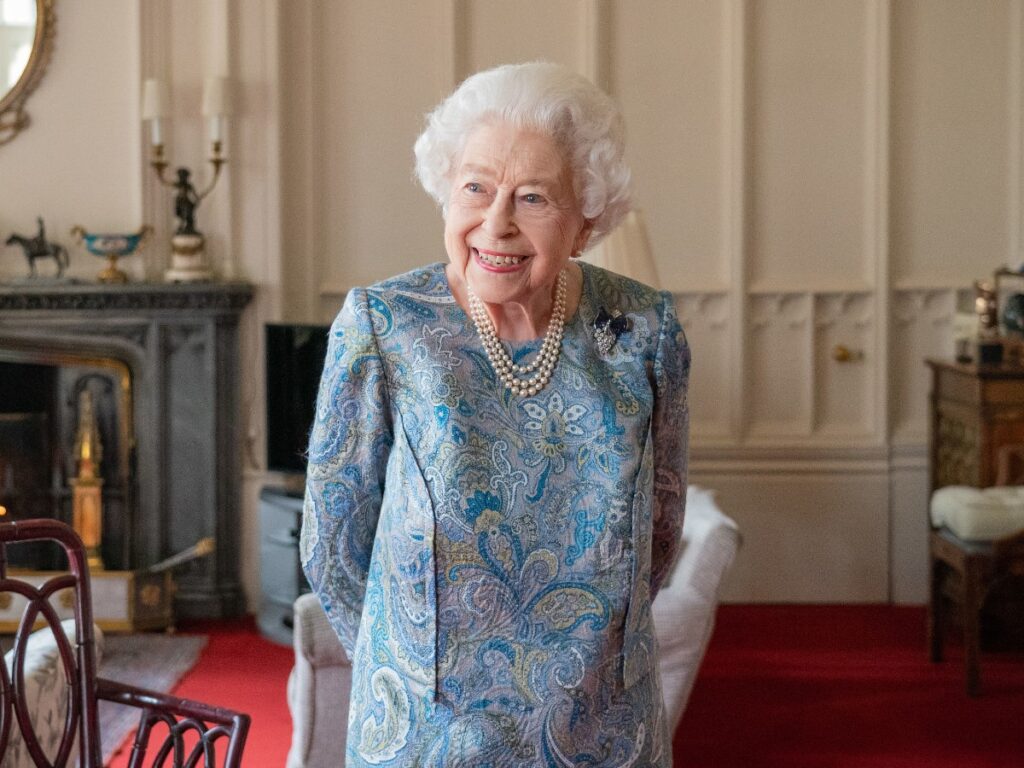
(0, 282), (252, 618)
(0, 355), (131, 571)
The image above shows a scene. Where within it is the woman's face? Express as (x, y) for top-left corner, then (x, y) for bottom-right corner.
(445, 121), (592, 311)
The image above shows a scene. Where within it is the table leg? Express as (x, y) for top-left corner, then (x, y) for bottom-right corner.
(928, 557), (944, 663)
(963, 557), (983, 697)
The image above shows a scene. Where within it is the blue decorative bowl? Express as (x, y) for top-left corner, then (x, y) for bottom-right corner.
(71, 225), (152, 283)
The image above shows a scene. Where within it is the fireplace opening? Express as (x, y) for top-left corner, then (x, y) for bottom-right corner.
(0, 356), (133, 571)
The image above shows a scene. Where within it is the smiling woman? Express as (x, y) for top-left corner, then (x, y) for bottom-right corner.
(0, 0), (55, 146)
(444, 122), (590, 341)
(302, 62), (691, 768)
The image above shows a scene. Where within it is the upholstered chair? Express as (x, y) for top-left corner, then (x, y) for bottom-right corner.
(1, 620), (104, 768)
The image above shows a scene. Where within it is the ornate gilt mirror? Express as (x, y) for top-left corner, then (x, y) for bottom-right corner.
(0, 0), (55, 145)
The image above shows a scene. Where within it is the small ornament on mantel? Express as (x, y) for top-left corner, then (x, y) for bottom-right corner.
(71, 225), (152, 284)
(165, 167), (216, 283)
(5, 217), (70, 281)
(141, 76), (231, 284)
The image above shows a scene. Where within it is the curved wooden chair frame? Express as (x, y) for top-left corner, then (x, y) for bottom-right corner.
(0, 518), (250, 767)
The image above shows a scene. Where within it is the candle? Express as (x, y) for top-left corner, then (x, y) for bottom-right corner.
(209, 115), (223, 143)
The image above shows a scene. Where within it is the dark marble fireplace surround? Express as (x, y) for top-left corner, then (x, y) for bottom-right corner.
(0, 282), (252, 619)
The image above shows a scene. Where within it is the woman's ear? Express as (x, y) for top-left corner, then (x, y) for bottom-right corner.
(573, 219), (596, 256)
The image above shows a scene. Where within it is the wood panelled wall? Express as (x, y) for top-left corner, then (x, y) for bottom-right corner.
(270, 0), (1022, 604)
(9, 0), (1014, 608)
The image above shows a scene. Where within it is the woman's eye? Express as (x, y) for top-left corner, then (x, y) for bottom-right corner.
(521, 193), (544, 204)
(465, 182), (483, 193)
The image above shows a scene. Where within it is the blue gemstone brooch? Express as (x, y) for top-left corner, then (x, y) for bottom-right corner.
(593, 307), (631, 354)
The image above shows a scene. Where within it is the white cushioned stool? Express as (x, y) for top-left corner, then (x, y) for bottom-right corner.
(930, 485), (1024, 541)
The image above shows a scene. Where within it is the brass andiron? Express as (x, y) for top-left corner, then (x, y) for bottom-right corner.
(71, 390), (104, 569)
(145, 537), (216, 573)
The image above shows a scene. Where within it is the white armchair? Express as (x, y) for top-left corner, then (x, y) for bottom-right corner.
(2, 619), (105, 768)
(286, 485), (740, 768)
(653, 485), (741, 724)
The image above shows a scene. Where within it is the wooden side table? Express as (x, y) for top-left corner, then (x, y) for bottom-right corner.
(926, 359), (1024, 491)
(926, 359), (1024, 695)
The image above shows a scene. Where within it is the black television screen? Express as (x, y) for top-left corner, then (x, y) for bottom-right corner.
(265, 323), (331, 474)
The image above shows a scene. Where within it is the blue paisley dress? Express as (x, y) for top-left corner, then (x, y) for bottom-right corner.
(302, 261), (690, 767)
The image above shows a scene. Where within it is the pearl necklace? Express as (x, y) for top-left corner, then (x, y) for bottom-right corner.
(466, 270), (567, 397)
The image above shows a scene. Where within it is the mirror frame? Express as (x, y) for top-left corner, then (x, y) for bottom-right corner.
(0, 0), (56, 146)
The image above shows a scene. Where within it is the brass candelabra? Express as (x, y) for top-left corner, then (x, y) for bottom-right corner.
(142, 76), (231, 282)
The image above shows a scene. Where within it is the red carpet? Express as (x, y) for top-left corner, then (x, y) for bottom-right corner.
(675, 605), (1024, 767)
(107, 607), (1024, 767)
(105, 619), (294, 768)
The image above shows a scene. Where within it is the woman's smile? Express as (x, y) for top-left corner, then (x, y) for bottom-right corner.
(474, 248), (529, 270)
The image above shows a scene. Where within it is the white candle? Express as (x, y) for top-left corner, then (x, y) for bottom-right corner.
(151, 117), (163, 146)
(209, 115), (224, 143)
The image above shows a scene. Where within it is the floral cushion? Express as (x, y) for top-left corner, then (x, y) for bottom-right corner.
(2, 620), (104, 767)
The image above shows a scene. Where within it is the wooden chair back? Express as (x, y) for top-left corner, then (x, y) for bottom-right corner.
(0, 518), (250, 767)
(0, 518), (102, 767)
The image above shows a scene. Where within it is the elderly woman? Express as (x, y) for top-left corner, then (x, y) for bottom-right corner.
(302, 62), (690, 767)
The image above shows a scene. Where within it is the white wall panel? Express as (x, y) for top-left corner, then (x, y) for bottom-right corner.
(891, 0), (1016, 286)
(889, 450), (930, 604)
(699, 472), (890, 603)
(747, 293), (812, 436)
(459, 0), (581, 77)
(890, 289), (958, 444)
(677, 292), (732, 439)
(608, 1), (729, 292)
(813, 293), (874, 437)
(747, 0), (870, 291)
(313, 1), (451, 297)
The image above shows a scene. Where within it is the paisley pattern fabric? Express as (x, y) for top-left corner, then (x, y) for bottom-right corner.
(302, 262), (689, 768)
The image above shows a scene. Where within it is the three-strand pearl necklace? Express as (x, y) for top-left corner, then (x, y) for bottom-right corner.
(466, 269), (567, 397)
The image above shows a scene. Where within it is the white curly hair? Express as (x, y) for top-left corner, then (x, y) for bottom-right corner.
(413, 62), (632, 247)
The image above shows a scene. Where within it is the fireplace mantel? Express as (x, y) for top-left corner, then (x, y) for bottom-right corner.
(0, 282), (252, 312)
(0, 281), (253, 619)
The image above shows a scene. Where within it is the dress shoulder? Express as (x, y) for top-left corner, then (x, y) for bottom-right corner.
(365, 262), (452, 302)
(580, 262), (666, 315)
(347, 263), (454, 340)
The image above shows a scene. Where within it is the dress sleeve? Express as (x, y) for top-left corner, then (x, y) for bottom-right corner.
(300, 287), (393, 657)
(649, 291), (691, 595)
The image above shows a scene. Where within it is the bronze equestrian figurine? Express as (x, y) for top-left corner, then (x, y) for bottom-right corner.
(5, 217), (69, 278)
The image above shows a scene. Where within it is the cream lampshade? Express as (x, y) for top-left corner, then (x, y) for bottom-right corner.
(141, 78), (169, 120)
(141, 78), (170, 146)
(583, 209), (660, 288)
(201, 76), (232, 143)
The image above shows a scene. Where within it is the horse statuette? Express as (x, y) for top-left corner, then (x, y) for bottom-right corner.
(5, 217), (70, 279)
